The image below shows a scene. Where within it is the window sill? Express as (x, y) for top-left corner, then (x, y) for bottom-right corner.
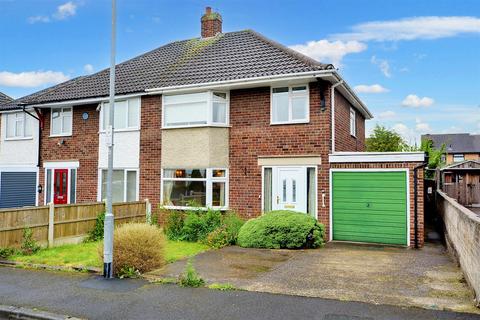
(4, 137), (34, 141)
(270, 120), (309, 126)
(98, 128), (140, 134)
(163, 205), (229, 211)
(49, 134), (72, 138)
(162, 124), (231, 130)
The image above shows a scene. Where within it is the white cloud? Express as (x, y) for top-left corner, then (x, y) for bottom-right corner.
(392, 123), (416, 144)
(28, 1), (77, 23)
(332, 16), (480, 42)
(377, 110), (396, 120)
(289, 40), (367, 67)
(402, 94), (434, 107)
(354, 84), (389, 94)
(54, 2), (77, 20)
(28, 15), (50, 24)
(371, 56), (391, 77)
(0, 71), (69, 88)
(83, 64), (94, 74)
(415, 118), (432, 133)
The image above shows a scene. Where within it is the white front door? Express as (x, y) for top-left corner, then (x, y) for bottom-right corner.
(273, 167), (307, 213)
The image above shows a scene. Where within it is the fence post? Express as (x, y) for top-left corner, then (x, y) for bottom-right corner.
(48, 202), (55, 248)
(145, 199), (152, 224)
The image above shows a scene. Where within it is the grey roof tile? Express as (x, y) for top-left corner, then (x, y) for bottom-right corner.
(0, 92), (13, 106)
(422, 133), (480, 153)
(1, 30), (333, 110)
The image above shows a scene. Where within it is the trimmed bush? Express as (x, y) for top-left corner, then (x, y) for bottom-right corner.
(164, 208), (222, 242)
(100, 223), (165, 276)
(237, 210), (325, 249)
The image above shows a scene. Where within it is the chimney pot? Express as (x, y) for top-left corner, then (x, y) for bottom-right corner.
(201, 7), (222, 38)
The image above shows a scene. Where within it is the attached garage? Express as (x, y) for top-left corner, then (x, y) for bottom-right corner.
(329, 152), (426, 247)
(0, 169), (37, 209)
(331, 170), (408, 245)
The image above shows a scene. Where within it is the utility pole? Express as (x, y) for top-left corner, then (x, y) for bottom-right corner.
(103, 0), (116, 279)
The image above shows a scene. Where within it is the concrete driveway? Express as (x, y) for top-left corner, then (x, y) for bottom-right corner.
(147, 242), (479, 314)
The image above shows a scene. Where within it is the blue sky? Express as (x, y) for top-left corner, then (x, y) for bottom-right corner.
(1, 0), (479, 144)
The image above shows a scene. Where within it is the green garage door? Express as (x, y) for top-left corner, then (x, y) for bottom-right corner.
(332, 171), (408, 245)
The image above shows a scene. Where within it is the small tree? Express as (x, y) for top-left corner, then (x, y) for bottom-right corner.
(366, 124), (406, 152)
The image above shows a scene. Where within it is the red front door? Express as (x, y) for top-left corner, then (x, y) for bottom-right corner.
(54, 169), (68, 204)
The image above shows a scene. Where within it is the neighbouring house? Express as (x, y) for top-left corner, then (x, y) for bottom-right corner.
(422, 133), (480, 164)
(0, 92), (39, 208)
(0, 7), (425, 247)
(441, 160), (480, 207)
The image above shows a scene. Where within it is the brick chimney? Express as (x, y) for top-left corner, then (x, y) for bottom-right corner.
(201, 7), (222, 38)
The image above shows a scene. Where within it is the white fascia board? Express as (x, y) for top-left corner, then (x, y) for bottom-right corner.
(329, 152), (425, 163)
(43, 161), (80, 169)
(19, 93), (144, 109)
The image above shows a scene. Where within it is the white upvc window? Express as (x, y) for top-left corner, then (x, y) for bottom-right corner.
(51, 107), (72, 136)
(271, 85), (309, 124)
(350, 107), (356, 137)
(5, 111), (33, 139)
(99, 169), (139, 203)
(162, 91), (229, 128)
(100, 98), (140, 131)
(453, 154), (464, 162)
(162, 168), (228, 209)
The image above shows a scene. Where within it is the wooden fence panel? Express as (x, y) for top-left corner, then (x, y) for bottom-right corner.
(0, 201), (147, 248)
(0, 206), (50, 247)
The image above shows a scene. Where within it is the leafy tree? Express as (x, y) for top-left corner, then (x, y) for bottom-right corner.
(366, 124), (406, 152)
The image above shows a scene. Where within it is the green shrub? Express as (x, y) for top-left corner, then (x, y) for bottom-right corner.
(208, 283), (236, 291)
(21, 228), (41, 255)
(164, 210), (185, 240)
(237, 210), (325, 249)
(99, 223), (165, 276)
(86, 212), (105, 242)
(0, 247), (18, 259)
(204, 226), (230, 248)
(204, 213), (245, 248)
(178, 259), (204, 287)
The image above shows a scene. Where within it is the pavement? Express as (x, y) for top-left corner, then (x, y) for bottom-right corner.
(1, 266), (480, 320)
(148, 242), (479, 314)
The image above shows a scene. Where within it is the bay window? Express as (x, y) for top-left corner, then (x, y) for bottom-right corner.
(271, 85), (309, 124)
(162, 168), (228, 208)
(101, 98), (140, 131)
(100, 169), (138, 203)
(163, 91), (229, 128)
(5, 112), (33, 139)
(51, 107), (72, 136)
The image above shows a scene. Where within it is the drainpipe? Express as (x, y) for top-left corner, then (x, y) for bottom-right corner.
(330, 80), (343, 153)
(413, 153), (428, 249)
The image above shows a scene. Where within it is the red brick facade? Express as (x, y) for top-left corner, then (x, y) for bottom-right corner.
(139, 95), (162, 210)
(38, 105), (99, 205)
(229, 82), (333, 224)
(334, 91), (365, 152)
(331, 162), (425, 247)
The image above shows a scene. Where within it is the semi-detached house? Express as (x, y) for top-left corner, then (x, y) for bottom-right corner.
(0, 8), (426, 247)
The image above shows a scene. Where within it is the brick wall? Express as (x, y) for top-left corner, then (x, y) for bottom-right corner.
(139, 95), (162, 212)
(330, 162), (425, 247)
(334, 91), (365, 152)
(229, 81), (333, 224)
(38, 105), (99, 205)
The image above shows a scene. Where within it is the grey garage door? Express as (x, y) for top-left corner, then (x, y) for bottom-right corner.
(0, 172), (37, 209)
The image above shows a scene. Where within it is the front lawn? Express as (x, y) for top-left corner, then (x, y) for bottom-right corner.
(11, 240), (209, 269)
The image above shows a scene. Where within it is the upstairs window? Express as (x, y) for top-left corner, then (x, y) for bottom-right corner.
(101, 98), (140, 131)
(163, 91), (229, 128)
(453, 154), (464, 162)
(51, 107), (72, 136)
(350, 107), (356, 137)
(5, 112), (33, 139)
(271, 85), (309, 124)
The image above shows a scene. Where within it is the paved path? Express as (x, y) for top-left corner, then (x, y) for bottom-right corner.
(1, 267), (479, 320)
